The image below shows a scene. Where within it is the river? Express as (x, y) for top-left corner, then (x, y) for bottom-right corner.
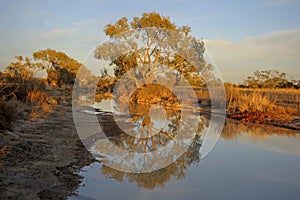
(69, 101), (300, 200)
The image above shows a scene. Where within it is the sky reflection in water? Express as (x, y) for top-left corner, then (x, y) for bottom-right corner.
(70, 105), (300, 200)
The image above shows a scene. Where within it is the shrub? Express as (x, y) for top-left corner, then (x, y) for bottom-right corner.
(0, 101), (15, 130)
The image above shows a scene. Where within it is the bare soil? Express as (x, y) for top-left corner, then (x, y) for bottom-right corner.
(0, 105), (94, 199)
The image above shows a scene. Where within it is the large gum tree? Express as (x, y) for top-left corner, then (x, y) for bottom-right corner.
(94, 12), (214, 101)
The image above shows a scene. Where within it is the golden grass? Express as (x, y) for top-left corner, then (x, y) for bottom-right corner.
(0, 145), (11, 158)
(194, 85), (299, 116)
(193, 88), (210, 99)
(94, 82), (299, 119)
(26, 88), (55, 119)
(225, 85), (299, 116)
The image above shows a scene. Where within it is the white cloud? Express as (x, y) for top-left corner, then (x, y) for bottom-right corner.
(205, 29), (300, 82)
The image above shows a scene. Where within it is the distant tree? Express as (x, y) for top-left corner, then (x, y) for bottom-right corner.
(295, 80), (300, 89)
(244, 69), (289, 88)
(33, 49), (82, 87)
(291, 78), (300, 89)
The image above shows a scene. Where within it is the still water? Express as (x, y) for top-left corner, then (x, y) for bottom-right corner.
(70, 102), (300, 200)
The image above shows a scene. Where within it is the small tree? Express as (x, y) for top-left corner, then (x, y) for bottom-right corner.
(0, 56), (39, 100)
(5, 56), (38, 82)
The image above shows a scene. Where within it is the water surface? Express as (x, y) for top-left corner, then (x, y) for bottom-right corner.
(70, 104), (300, 200)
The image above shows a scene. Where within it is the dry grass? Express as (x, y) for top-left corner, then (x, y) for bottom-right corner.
(194, 88), (210, 99)
(193, 85), (299, 117)
(26, 88), (55, 119)
(0, 145), (11, 158)
(225, 85), (299, 116)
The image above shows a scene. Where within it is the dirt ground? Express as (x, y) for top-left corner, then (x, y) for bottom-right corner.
(0, 105), (95, 199)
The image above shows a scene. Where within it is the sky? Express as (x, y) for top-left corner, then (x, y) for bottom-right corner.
(0, 0), (299, 83)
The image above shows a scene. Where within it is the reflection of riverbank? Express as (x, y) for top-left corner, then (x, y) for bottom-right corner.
(222, 119), (300, 155)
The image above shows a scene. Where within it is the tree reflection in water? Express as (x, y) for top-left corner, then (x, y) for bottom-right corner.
(91, 97), (209, 189)
(85, 101), (299, 190)
(96, 118), (299, 190)
(110, 103), (182, 154)
(100, 134), (202, 190)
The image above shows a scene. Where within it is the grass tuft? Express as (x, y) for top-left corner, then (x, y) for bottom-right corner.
(26, 88), (55, 120)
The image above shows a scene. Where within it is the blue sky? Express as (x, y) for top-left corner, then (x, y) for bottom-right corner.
(0, 0), (299, 82)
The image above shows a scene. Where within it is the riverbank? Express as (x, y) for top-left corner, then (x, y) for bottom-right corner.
(225, 86), (300, 129)
(0, 105), (94, 199)
(96, 85), (300, 130)
(227, 110), (300, 130)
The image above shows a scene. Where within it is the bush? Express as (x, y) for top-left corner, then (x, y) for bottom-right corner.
(0, 101), (15, 130)
(0, 73), (46, 102)
(17, 80), (46, 101)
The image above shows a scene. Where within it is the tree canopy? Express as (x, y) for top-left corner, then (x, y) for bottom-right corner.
(94, 12), (210, 95)
(33, 48), (82, 86)
(0, 56), (41, 100)
(5, 56), (38, 82)
(92, 12), (219, 109)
